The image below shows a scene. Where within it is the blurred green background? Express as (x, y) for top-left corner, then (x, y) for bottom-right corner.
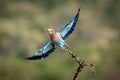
(0, 0), (120, 80)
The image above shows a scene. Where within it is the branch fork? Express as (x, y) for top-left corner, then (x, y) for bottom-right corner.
(64, 49), (96, 80)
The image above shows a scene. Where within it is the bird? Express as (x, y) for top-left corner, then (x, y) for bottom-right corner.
(26, 8), (80, 60)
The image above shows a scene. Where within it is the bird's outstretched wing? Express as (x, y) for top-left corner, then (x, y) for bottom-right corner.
(59, 8), (80, 40)
(26, 41), (55, 60)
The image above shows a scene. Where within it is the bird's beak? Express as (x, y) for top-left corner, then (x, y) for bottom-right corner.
(47, 29), (50, 33)
(47, 29), (55, 34)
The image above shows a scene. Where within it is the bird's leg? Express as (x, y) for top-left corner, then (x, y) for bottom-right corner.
(65, 42), (71, 48)
(64, 48), (96, 80)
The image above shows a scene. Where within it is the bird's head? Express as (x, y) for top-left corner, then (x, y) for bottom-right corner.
(47, 29), (55, 35)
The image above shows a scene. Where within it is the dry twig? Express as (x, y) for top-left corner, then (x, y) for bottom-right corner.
(64, 49), (95, 80)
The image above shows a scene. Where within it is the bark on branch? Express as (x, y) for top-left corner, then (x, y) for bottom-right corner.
(64, 49), (95, 80)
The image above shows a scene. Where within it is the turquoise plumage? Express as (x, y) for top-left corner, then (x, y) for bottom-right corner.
(59, 8), (80, 40)
(54, 35), (66, 49)
(26, 8), (80, 60)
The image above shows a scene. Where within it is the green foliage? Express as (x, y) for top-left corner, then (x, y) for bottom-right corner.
(0, 0), (120, 80)
(0, 58), (38, 80)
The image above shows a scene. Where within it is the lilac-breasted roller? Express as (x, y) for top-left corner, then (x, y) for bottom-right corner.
(26, 8), (80, 60)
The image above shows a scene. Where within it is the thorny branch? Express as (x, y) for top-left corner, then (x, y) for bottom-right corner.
(64, 49), (96, 80)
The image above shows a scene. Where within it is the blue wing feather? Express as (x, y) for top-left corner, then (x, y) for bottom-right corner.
(59, 8), (80, 40)
(26, 41), (55, 60)
(26, 8), (80, 60)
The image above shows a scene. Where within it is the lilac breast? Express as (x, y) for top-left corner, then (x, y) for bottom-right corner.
(50, 33), (61, 42)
